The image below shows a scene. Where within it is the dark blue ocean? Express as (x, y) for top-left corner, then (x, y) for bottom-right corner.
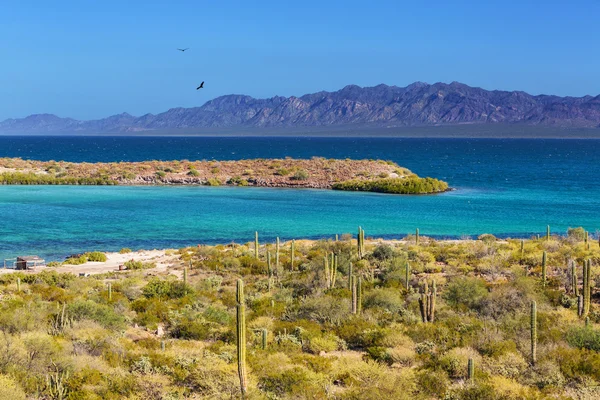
(1, 136), (599, 261)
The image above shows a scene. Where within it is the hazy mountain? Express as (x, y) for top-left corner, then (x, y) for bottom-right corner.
(2, 82), (600, 133)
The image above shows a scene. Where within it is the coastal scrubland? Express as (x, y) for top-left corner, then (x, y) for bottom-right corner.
(0, 228), (599, 399)
(0, 157), (448, 194)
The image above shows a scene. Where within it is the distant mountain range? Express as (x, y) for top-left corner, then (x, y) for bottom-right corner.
(2, 82), (600, 134)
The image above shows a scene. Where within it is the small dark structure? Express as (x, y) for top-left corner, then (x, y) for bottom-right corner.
(15, 256), (45, 270)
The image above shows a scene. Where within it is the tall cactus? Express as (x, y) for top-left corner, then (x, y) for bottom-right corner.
(583, 259), (592, 317)
(467, 358), (474, 382)
(357, 277), (362, 315)
(276, 237), (280, 269)
(546, 225), (550, 241)
(335, 234), (339, 242)
(17, 277), (21, 293)
(357, 227), (365, 259)
(290, 239), (295, 270)
(108, 282), (112, 302)
(416, 228), (420, 245)
(324, 255), (330, 289)
(332, 254), (338, 288)
(261, 328), (268, 350)
(236, 279), (248, 397)
(254, 231), (259, 259)
(520, 239), (524, 260)
(405, 262), (410, 289)
(418, 280), (436, 323)
(183, 266), (188, 286)
(541, 251), (547, 288)
(351, 275), (357, 314)
(571, 261), (579, 296)
(348, 262), (353, 290)
(267, 252), (272, 277)
(531, 300), (537, 366)
(585, 231), (589, 246)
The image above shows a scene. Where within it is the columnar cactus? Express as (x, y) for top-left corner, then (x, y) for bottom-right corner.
(416, 228), (420, 245)
(468, 358), (474, 382)
(571, 261), (579, 296)
(520, 239), (524, 260)
(267, 252), (273, 277)
(348, 262), (353, 290)
(357, 277), (362, 315)
(332, 254), (338, 288)
(324, 255), (330, 289)
(262, 328), (268, 350)
(585, 231), (589, 246)
(531, 300), (537, 366)
(290, 240), (295, 270)
(542, 251), (547, 288)
(583, 259), (592, 317)
(418, 280), (436, 323)
(183, 266), (188, 286)
(546, 225), (550, 241)
(17, 277), (21, 292)
(108, 282), (112, 302)
(336, 234), (339, 242)
(255, 231), (259, 259)
(236, 279), (248, 397)
(405, 262), (410, 289)
(357, 227), (365, 259)
(276, 237), (280, 269)
(351, 275), (357, 314)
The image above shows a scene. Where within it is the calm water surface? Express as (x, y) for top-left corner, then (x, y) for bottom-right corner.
(0, 136), (598, 260)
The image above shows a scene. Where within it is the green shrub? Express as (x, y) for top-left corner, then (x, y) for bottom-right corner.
(443, 277), (488, 312)
(119, 248), (132, 254)
(291, 169), (309, 181)
(206, 177), (221, 186)
(188, 169), (200, 177)
(84, 251), (107, 262)
(566, 327), (600, 351)
(332, 177), (448, 194)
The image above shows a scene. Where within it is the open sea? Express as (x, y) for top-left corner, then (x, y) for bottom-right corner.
(1, 136), (599, 261)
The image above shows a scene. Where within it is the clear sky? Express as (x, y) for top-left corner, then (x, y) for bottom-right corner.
(1, 0), (598, 120)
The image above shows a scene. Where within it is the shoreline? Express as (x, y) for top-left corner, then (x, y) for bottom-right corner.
(2, 233), (587, 274)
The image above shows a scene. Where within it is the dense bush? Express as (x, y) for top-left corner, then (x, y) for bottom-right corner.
(332, 177), (449, 194)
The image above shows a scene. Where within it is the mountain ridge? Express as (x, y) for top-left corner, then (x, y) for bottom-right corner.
(2, 82), (600, 133)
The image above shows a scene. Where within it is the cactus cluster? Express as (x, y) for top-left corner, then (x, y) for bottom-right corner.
(418, 280), (436, 323)
(236, 279), (248, 397)
(49, 302), (72, 336)
(357, 227), (365, 259)
(325, 253), (338, 289)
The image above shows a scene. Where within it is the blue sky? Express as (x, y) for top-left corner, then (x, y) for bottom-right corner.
(1, 0), (598, 120)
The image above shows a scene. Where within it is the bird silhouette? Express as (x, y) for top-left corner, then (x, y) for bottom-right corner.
(177, 48), (189, 52)
(196, 81), (204, 90)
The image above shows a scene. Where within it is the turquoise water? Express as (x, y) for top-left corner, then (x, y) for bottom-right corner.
(1, 137), (599, 260)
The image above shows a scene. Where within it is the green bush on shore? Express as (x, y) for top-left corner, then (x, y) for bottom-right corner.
(332, 177), (448, 194)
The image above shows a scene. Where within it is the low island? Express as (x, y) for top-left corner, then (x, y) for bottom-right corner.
(0, 157), (449, 194)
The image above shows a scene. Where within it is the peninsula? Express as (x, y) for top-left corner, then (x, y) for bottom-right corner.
(0, 157), (449, 194)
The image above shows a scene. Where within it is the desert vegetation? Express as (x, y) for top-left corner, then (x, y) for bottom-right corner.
(0, 157), (447, 194)
(0, 227), (599, 398)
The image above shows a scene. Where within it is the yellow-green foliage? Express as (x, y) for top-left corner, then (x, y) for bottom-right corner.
(0, 235), (596, 398)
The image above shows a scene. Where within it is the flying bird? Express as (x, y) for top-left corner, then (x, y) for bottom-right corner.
(196, 81), (204, 90)
(177, 48), (189, 52)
